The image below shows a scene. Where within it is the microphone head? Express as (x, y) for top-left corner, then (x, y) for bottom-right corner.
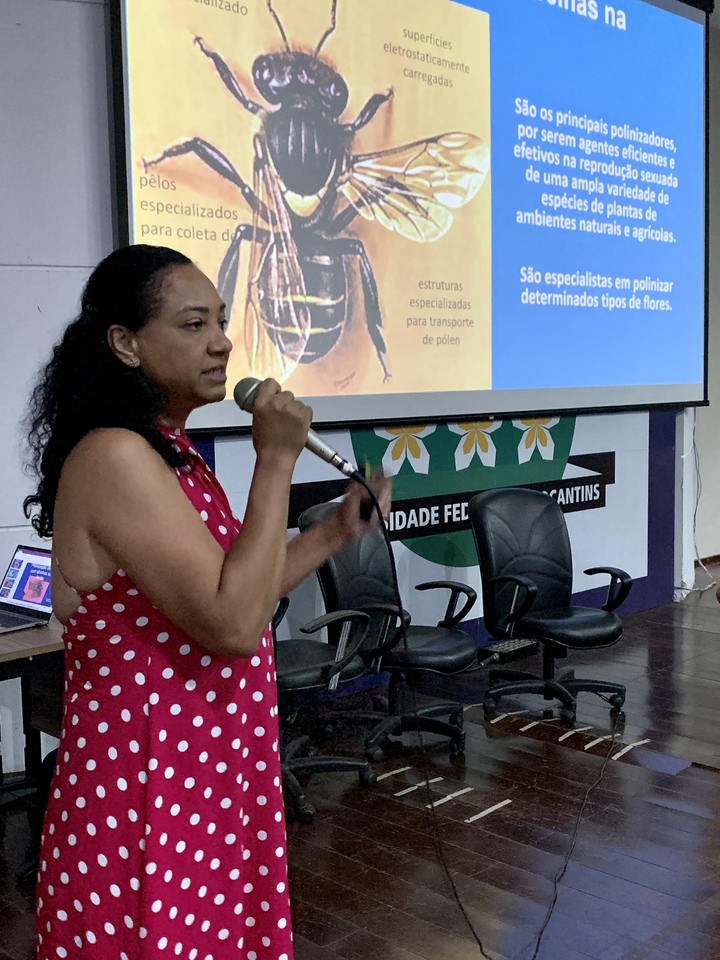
(233, 377), (261, 412)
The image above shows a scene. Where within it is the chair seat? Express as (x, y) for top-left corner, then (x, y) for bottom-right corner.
(276, 638), (366, 691)
(381, 625), (478, 673)
(518, 607), (622, 648)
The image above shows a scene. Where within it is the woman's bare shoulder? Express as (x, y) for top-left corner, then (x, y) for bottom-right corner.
(65, 427), (159, 468)
(58, 427), (178, 517)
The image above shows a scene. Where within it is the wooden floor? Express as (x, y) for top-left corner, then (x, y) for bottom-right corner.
(4, 574), (720, 960)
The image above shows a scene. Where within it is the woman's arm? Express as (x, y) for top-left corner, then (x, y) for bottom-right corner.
(59, 381), (311, 658)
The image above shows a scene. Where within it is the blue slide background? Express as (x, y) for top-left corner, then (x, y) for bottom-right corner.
(451, 0), (705, 389)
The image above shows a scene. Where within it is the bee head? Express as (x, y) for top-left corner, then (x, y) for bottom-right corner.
(253, 52), (348, 118)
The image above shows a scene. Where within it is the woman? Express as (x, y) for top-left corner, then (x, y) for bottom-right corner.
(24, 244), (388, 960)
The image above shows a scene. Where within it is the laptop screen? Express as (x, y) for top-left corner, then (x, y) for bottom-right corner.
(0, 545), (52, 614)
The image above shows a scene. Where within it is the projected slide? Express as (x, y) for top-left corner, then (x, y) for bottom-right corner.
(119, 0), (705, 425)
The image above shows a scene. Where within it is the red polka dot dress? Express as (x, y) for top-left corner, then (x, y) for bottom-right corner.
(36, 429), (293, 960)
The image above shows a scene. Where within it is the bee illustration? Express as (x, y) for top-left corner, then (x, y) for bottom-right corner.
(143, 0), (489, 384)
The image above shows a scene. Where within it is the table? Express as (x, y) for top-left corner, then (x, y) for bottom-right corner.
(0, 619), (64, 793)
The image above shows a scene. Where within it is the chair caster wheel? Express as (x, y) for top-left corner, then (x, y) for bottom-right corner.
(560, 709), (576, 726)
(367, 747), (384, 763)
(359, 768), (377, 788)
(448, 711), (464, 729)
(609, 694), (626, 710)
(372, 695), (389, 713)
(294, 799), (315, 824)
(450, 732), (466, 756)
(483, 699), (496, 716)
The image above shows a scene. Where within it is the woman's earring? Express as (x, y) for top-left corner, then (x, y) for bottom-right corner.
(129, 358), (139, 367)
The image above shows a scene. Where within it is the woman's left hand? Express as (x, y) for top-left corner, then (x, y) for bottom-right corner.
(331, 474), (392, 544)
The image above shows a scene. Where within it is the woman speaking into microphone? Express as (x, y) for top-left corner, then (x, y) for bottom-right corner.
(24, 244), (389, 960)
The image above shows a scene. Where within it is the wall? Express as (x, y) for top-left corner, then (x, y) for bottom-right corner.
(0, 0), (112, 772)
(694, 27), (720, 560)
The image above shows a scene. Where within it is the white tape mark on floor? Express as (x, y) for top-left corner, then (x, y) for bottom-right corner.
(464, 799), (513, 823)
(489, 713), (508, 724)
(426, 787), (474, 809)
(558, 726), (594, 742)
(393, 777), (443, 797)
(520, 717), (559, 732)
(584, 736), (609, 750)
(491, 710), (529, 724)
(376, 766), (412, 781)
(612, 739), (651, 761)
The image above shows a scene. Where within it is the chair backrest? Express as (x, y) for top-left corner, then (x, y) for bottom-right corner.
(298, 502), (395, 647)
(469, 488), (573, 637)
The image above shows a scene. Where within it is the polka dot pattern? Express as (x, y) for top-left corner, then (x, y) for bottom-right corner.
(36, 429), (292, 959)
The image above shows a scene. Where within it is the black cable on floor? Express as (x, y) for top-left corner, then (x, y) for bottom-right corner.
(524, 710), (623, 960)
(359, 480), (626, 960)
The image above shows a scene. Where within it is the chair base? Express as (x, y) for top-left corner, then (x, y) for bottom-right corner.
(484, 647), (626, 724)
(484, 678), (577, 723)
(281, 733), (377, 823)
(295, 701), (466, 762)
(366, 673), (466, 760)
(365, 706), (466, 761)
(563, 678), (626, 707)
(282, 756), (376, 823)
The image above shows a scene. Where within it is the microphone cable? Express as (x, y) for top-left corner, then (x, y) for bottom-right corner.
(355, 479), (624, 960)
(524, 708), (622, 960)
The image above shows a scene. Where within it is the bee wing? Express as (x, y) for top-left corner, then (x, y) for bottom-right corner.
(243, 139), (311, 383)
(337, 132), (490, 243)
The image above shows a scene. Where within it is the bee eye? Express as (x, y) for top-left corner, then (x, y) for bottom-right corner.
(254, 57), (272, 82)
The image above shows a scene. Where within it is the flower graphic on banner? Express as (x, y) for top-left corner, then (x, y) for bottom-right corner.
(374, 425), (437, 476)
(448, 421), (502, 470)
(512, 418), (560, 464)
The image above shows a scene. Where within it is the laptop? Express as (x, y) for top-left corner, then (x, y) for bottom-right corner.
(0, 545), (53, 633)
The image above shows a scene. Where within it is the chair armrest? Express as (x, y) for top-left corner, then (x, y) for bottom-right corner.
(355, 602), (411, 658)
(300, 610), (370, 683)
(300, 610), (370, 636)
(489, 575), (538, 628)
(272, 597), (290, 634)
(415, 580), (477, 628)
(583, 566), (632, 612)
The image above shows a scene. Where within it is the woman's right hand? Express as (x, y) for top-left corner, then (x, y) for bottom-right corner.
(251, 378), (313, 467)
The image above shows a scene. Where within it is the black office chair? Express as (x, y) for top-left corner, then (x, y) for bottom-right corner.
(469, 487), (630, 724)
(273, 599), (377, 823)
(299, 502), (482, 760)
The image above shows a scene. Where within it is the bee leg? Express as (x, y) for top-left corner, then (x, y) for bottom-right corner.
(324, 237), (389, 382)
(194, 36), (264, 116)
(217, 224), (270, 318)
(142, 138), (263, 217)
(342, 89), (394, 135)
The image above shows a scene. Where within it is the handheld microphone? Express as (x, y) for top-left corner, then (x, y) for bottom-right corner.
(233, 377), (365, 484)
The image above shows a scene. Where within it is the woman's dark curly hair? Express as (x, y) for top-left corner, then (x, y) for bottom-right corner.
(24, 244), (195, 538)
